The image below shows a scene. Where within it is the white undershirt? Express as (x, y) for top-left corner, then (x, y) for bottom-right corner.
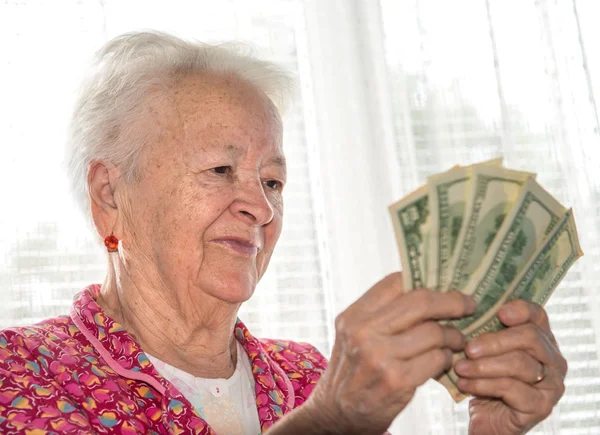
(146, 341), (261, 435)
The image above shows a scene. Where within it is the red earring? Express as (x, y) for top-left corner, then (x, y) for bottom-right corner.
(104, 234), (119, 252)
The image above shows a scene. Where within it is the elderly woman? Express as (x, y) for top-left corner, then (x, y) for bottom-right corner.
(0, 31), (566, 435)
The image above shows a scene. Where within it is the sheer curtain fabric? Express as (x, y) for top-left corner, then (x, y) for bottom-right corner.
(1, 0), (599, 433)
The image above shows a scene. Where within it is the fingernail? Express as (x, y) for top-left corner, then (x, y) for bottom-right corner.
(454, 360), (469, 375)
(467, 342), (482, 357)
(500, 306), (516, 320)
(456, 377), (468, 390)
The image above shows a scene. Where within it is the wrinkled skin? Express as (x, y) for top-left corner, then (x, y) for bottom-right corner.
(89, 73), (567, 433)
(271, 273), (476, 435)
(270, 274), (567, 435)
(455, 299), (567, 435)
(89, 74), (286, 379)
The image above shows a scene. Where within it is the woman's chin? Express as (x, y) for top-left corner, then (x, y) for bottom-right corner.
(201, 273), (257, 304)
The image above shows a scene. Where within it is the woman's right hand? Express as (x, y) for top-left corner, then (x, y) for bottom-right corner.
(307, 272), (476, 435)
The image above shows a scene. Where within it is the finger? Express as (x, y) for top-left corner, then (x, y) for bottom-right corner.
(497, 300), (556, 344)
(348, 272), (404, 313)
(456, 376), (546, 415)
(454, 350), (543, 384)
(465, 324), (567, 376)
(391, 322), (466, 359)
(525, 364), (566, 396)
(374, 290), (476, 334)
(341, 348), (454, 401)
(397, 348), (454, 389)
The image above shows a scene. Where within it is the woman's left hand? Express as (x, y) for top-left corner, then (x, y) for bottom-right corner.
(453, 299), (567, 435)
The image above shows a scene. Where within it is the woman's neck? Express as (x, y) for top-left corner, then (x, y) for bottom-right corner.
(96, 263), (239, 379)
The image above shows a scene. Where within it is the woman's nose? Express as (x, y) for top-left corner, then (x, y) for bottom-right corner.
(231, 179), (275, 226)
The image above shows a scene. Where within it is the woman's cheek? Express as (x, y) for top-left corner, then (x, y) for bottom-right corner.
(183, 176), (232, 210)
(269, 191), (284, 215)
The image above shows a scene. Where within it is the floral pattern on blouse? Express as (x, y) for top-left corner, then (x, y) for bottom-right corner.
(0, 284), (328, 434)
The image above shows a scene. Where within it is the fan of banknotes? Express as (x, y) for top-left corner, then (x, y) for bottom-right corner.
(388, 158), (584, 402)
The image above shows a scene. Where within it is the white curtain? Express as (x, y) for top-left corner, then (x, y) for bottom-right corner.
(1, 0), (599, 434)
(0, 0), (334, 354)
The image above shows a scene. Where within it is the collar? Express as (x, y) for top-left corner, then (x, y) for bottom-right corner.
(69, 284), (295, 429)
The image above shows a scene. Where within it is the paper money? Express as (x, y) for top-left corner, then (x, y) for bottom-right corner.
(389, 186), (429, 291)
(442, 165), (535, 293)
(388, 159), (583, 403)
(450, 177), (566, 330)
(439, 209), (583, 401)
(435, 177), (565, 400)
(426, 159), (502, 290)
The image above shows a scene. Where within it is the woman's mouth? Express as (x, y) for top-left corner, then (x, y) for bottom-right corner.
(212, 238), (259, 256)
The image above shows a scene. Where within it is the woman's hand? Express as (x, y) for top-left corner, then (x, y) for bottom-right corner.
(454, 300), (567, 435)
(305, 272), (476, 435)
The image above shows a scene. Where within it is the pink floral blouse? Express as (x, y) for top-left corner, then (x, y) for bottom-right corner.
(0, 284), (328, 434)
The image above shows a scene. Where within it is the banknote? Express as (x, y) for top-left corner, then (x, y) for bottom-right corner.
(450, 177), (566, 331)
(426, 159), (502, 290)
(389, 186), (429, 291)
(436, 177), (566, 400)
(388, 160), (583, 403)
(439, 209), (583, 401)
(442, 165), (535, 293)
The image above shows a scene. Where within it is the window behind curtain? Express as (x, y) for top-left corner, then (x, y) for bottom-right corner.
(3, 1), (600, 433)
(380, 0), (600, 433)
(0, 0), (333, 355)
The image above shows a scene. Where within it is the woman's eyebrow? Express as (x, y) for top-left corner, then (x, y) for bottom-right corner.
(224, 144), (286, 169)
(266, 155), (287, 168)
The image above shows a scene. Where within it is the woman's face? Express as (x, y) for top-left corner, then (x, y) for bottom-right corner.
(120, 74), (286, 305)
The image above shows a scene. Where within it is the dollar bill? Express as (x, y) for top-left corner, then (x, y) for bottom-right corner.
(436, 177), (566, 400)
(450, 178), (566, 330)
(426, 159), (503, 290)
(389, 186), (429, 291)
(439, 209), (583, 402)
(442, 166), (535, 293)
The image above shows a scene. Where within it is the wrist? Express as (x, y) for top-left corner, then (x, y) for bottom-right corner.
(303, 395), (345, 435)
(265, 396), (341, 435)
(266, 391), (385, 435)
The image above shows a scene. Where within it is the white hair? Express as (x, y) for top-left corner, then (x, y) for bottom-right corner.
(66, 30), (294, 226)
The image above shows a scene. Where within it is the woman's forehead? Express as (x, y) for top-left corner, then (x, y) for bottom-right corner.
(173, 74), (279, 117)
(148, 79), (284, 167)
(169, 75), (282, 138)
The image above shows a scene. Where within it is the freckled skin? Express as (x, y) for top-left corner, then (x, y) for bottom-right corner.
(120, 74), (286, 308)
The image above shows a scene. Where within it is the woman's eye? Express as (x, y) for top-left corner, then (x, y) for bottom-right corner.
(211, 166), (232, 175)
(264, 180), (283, 190)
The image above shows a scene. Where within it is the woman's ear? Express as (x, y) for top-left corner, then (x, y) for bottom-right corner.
(88, 161), (120, 239)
